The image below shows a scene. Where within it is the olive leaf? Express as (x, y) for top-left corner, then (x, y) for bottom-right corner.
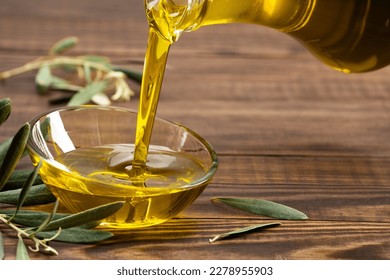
(8, 163), (43, 223)
(0, 123), (30, 191)
(212, 198), (308, 220)
(5, 166), (54, 224)
(0, 184), (55, 206)
(0, 137), (13, 165)
(46, 76), (73, 91)
(83, 63), (92, 83)
(67, 80), (108, 106)
(49, 36), (79, 55)
(35, 64), (52, 94)
(0, 98), (11, 126)
(209, 222), (281, 243)
(0, 209), (100, 230)
(0, 138), (29, 168)
(36, 227), (114, 244)
(0, 169), (43, 191)
(0, 231), (4, 260)
(40, 201), (124, 231)
(16, 236), (30, 260)
(0, 209), (69, 228)
(35, 65), (75, 94)
(32, 200), (59, 235)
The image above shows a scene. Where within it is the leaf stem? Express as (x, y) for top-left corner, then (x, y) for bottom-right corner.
(0, 58), (44, 80)
(0, 214), (58, 256)
(0, 56), (112, 80)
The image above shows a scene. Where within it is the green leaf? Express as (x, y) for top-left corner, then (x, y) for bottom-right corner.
(16, 236), (30, 260)
(33, 200), (59, 235)
(0, 138), (29, 167)
(0, 231), (4, 260)
(0, 169), (43, 191)
(36, 227), (113, 244)
(35, 67), (73, 94)
(9, 163), (43, 221)
(42, 201), (124, 231)
(113, 66), (143, 83)
(209, 223), (281, 243)
(49, 76), (73, 91)
(212, 198), (308, 220)
(49, 36), (79, 55)
(35, 64), (52, 94)
(0, 209), (100, 229)
(0, 137), (12, 164)
(0, 98), (11, 126)
(84, 63), (92, 83)
(0, 123), (30, 191)
(0, 184), (55, 206)
(0, 209), (68, 228)
(67, 80), (108, 106)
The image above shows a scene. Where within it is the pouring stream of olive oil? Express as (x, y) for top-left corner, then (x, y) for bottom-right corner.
(133, 0), (389, 195)
(42, 0), (389, 228)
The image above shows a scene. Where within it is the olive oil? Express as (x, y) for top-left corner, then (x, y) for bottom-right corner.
(145, 0), (390, 73)
(39, 144), (208, 228)
(132, 28), (171, 171)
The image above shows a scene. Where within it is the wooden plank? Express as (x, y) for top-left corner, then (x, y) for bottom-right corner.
(0, 0), (147, 55)
(1, 0), (390, 262)
(185, 183), (390, 222)
(213, 155), (390, 186)
(1, 219), (390, 259)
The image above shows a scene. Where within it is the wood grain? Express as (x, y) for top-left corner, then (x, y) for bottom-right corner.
(1, 0), (390, 260)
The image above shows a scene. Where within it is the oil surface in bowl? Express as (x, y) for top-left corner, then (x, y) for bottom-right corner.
(39, 144), (208, 228)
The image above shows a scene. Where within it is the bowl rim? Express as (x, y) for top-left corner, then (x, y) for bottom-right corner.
(27, 105), (218, 190)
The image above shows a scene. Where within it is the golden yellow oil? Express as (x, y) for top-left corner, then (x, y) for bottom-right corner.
(132, 28), (171, 170)
(39, 144), (208, 228)
(145, 0), (389, 73)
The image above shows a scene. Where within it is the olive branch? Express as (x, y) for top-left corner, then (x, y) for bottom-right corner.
(0, 36), (142, 106)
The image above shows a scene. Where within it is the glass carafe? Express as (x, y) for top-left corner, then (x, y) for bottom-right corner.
(145, 0), (390, 73)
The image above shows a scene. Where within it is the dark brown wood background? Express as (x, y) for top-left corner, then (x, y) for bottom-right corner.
(1, 0), (390, 259)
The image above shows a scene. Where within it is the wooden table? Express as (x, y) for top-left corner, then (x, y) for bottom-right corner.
(1, 0), (390, 260)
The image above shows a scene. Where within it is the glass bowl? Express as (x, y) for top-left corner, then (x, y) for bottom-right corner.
(27, 106), (218, 229)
